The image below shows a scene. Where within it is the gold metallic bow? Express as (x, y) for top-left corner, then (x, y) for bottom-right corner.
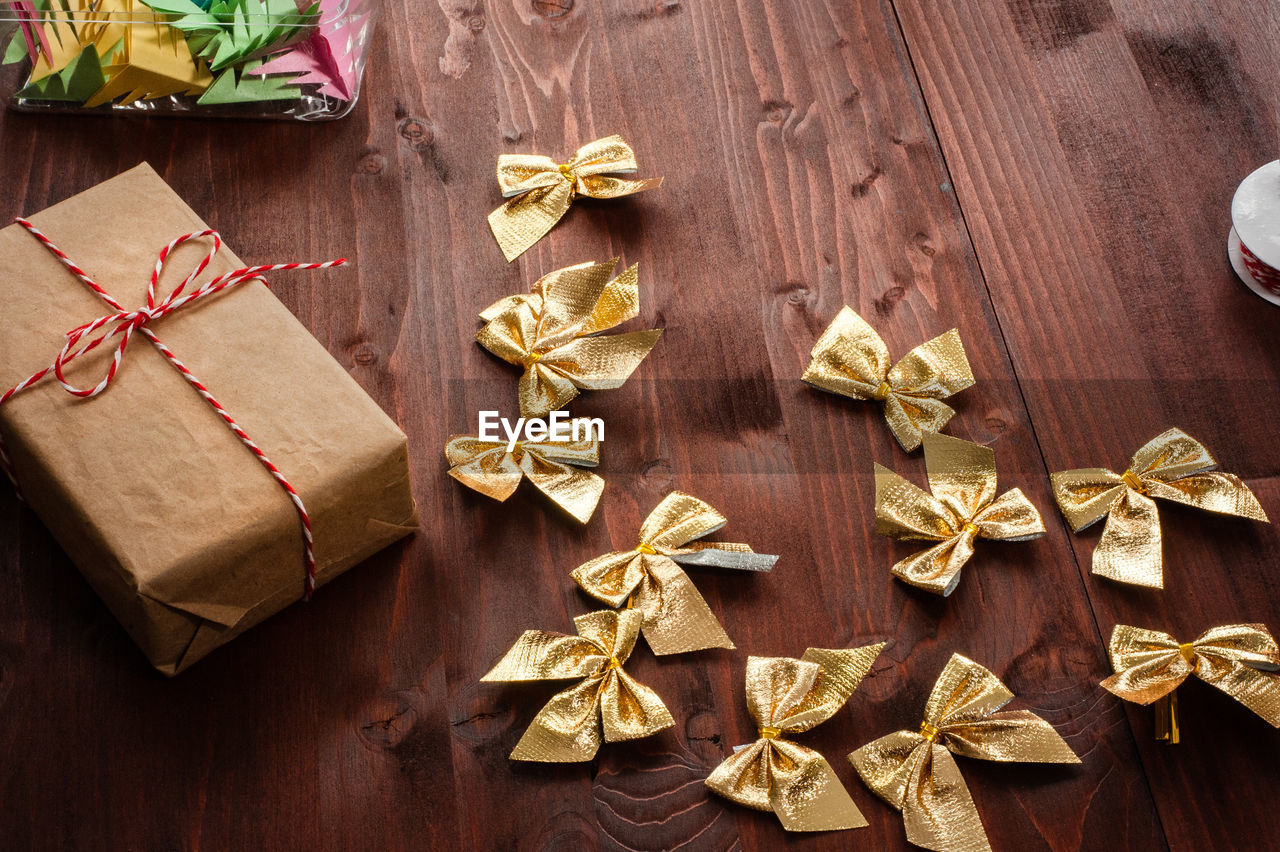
(802, 307), (974, 451)
(570, 491), (777, 656)
(444, 422), (603, 523)
(705, 644), (885, 831)
(481, 609), (674, 762)
(1102, 623), (1280, 744)
(487, 135), (664, 261)
(1050, 428), (1268, 588)
(849, 653), (1080, 852)
(875, 433), (1045, 596)
(476, 259), (663, 419)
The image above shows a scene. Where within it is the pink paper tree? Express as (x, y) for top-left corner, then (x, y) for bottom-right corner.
(249, 0), (373, 101)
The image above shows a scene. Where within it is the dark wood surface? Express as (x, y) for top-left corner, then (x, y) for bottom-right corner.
(1, 0), (1276, 849)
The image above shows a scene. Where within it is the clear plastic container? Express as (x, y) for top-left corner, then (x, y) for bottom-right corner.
(0, 0), (378, 120)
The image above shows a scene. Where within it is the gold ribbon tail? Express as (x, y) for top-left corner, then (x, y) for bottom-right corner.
(1154, 690), (1181, 744)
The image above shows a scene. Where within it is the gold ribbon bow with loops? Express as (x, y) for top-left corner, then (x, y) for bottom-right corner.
(1050, 428), (1268, 588)
(849, 653), (1081, 852)
(1101, 623), (1280, 744)
(480, 609), (674, 762)
(487, 135), (664, 261)
(705, 644), (886, 831)
(444, 421), (604, 523)
(875, 433), (1046, 596)
(802, 306), (974, 451)
(570, 491), (778, 655)
(476, 259), (663, 419)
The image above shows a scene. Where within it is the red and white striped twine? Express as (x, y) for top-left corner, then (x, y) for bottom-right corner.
(0, 217), (347, 600)
(1239, 239), (1280, 297)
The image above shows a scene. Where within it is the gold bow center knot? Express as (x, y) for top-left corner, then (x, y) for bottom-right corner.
(1050, 428), (1269, 589)
(488, 135), (663, 261)
(475, 258), (663, 418)
(875, 432), (1046, 596)
(1102, 623), (1280, 745)
(801, 306), (975, 451)
(571, 491), (776, 656)
(850, 653), (1080, 851)
(706, 645), (885, 832)
(443, 422), (605, 524)
(480, 610), (674, 762)
(1121, 469), (1146, 492)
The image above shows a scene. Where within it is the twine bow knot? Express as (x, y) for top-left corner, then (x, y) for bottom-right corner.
(0, 217), (346, 598)
(1102, 623), (1280, 744)
(706, 645), (886, 832)
(1051, 428), (1269, 588)
(488, 134), (664, 261)
(570, 491), (777, 655)
(29, 223), (343, 400)
(850, 653), (1081, 852)
(803, 306), (974, 450)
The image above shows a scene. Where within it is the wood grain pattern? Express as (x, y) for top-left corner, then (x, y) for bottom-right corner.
(893, 0), (1280, 846)
(0, 0), (1272, 848)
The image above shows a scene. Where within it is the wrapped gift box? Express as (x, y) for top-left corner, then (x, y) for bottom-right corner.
(0, 163), (418, 674)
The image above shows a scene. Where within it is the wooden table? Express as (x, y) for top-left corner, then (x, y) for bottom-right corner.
(2, 1), (1278, 849)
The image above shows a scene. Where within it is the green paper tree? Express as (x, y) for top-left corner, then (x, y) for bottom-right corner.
(141, 0), (320, 71)
(197, 58), (300, 104)
(15, 41), (123, 101)
(2, 30), (28, 65)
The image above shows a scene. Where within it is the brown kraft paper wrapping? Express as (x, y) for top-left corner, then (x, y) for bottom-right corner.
(0, 163), (419, 675)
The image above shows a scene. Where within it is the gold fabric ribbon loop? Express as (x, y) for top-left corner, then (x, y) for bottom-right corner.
(480, 609), (674, 762)
(476, 258), (663, 418)
(444, 424), (604, 523)
(706, 644), (885, 832)
(1051, 428), (1269, 588)
(570, 491), (777, 655)
(488, 134), (664, 261)
(850, 653), (1081, 852)
(802, 306), (974, 451)
(1101, 623), (1280, 744)
(875, 433), (1046, 596)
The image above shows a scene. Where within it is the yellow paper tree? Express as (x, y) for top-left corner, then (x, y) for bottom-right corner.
(84, 0), (212, 106)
